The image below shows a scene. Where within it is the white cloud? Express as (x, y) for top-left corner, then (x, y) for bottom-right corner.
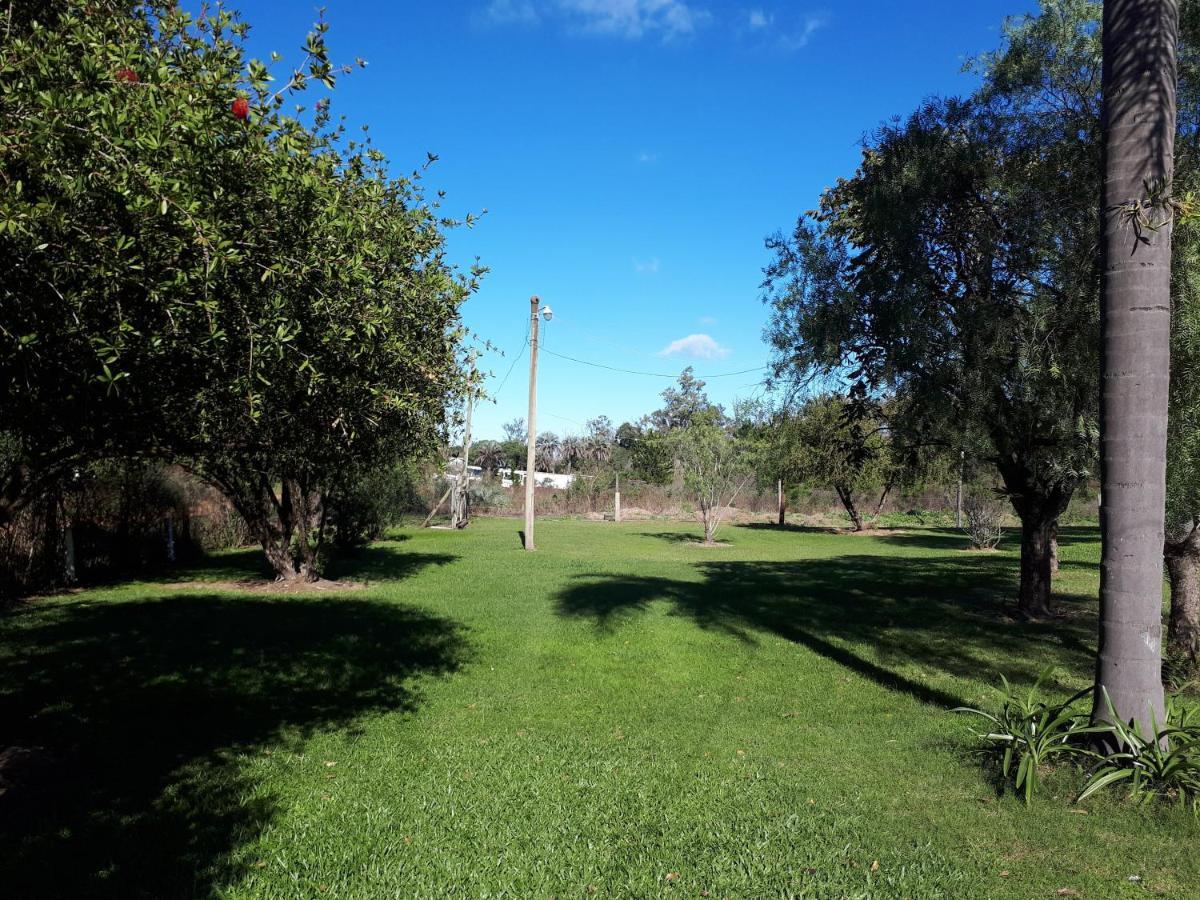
(479, 0), (709, 41)
(779, 13), (828, 51)
(657, 333), (730, 360)
(747, 9), (772, 29)
(698, 314), (717, 325)
(481, 0), (540, 26)
(633, 256), (660, 274)
(637, 150), (658, 164)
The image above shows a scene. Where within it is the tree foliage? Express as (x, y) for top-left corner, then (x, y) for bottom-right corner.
(0, 0), (478, 579)
(778, 394), (893, 531)
(763, 1), (1103, 615)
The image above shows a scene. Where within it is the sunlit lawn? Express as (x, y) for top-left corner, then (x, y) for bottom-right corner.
(1, 517), (1195, 898)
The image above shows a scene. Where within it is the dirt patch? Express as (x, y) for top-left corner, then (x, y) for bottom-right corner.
(843, 528), (910, 537)
(684, 540), (732, 548)
(164, 578), (365, 594)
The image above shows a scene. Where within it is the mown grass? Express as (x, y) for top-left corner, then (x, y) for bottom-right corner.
(1, 518), (1195, 898)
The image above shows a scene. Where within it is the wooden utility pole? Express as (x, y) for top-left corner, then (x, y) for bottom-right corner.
(777, 478), (785, 527)
(524, 296), (540, 550)
(451, 362), (476, 529)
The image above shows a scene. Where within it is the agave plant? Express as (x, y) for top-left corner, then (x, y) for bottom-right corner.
(954, 668), (1104, 804)
(1078, 693), (1200, 812)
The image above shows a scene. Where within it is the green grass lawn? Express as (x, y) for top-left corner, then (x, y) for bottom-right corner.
(1, 518), (1196, 898)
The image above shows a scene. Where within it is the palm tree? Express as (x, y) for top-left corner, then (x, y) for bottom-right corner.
(472, 440), (504, 475)
(1093, 0), (1178, 734)
(560, 436), (585, 473)
(535, 432), (560, 473)
(586, 434), (613, 466)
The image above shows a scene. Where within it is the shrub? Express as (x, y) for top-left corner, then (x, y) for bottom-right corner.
(960, 492), (1006, 549)
(326, 462), (425, 551)
(469, 477), (512, 511)
(954, 668), (1103, 803)
(1078, 694), (1200, 813)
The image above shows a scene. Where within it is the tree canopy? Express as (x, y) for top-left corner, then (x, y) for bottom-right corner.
(0, 0), (478, 578)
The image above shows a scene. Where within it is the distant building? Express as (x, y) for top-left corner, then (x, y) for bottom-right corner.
(497, 468), (576, 490)
(443, 458), (484, 481)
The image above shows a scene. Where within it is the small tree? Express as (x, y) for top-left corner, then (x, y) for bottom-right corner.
(668, 411), (754, 544)
(782, 394), (892, 532)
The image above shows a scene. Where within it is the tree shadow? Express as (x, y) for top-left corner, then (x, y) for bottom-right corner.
(869, 528), (1014, 554)
(556, 552), (1097, 709)
(0, 587), (468, 897)
(637, 529), (722, 545)
(736, 522), (840, 535)
(324, 544), (457, 582)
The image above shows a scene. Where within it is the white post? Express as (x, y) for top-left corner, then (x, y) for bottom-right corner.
(614, 472), (621, 523)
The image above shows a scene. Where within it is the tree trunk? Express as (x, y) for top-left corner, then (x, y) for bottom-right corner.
(835, 485), (863, 532)
(1018, 514), (1055, 619)
(1093, 0), (1176, 735)
(1049, 520), (1059, 575)
(1166, 529), (1200, 664)
(208, 470), (317, 583)
(873, 472), (897, 522)
(700, 496), (718, 544)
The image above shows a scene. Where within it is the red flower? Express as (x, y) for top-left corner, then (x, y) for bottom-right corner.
(115, 68), (138, 84)
(231, 97), (250, 121)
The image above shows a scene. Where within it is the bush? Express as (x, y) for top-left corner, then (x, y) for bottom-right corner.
(961, 492), (1006, 549)
(954, 668), (1103, 803)
(1079, 694), (1200, 812)
(469, 477), (511, 511)
(326, 462), (425, 551)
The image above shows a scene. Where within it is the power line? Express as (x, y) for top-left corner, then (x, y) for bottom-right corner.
(491, 336), (528, 396)
(540, 346), (768, 380)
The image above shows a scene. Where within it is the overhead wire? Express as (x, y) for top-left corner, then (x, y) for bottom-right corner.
(538, 346), (768, 380)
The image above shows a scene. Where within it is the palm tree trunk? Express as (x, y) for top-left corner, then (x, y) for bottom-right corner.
(1093, 0), (1178, 735)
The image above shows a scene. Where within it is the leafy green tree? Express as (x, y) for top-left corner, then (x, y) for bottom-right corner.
(643, 367), (722, 431)
(613, 421), (671, 485)
(667, 410), (755, 544)
(0, 1), (477, 580)
(779, 394), (893, 532)
(764, 5), (1102, 617)
(0, 0), (268, 523)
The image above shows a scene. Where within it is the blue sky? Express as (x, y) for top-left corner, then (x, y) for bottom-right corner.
(235, 0), (1031, 440)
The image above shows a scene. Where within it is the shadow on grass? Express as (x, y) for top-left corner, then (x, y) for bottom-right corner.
(557, 552), (1097, 710)
(325, 543), (458, 582)
(637, 529), (719, 545)
(0, 584), (467, 897)
(736, 522), (841, 535)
